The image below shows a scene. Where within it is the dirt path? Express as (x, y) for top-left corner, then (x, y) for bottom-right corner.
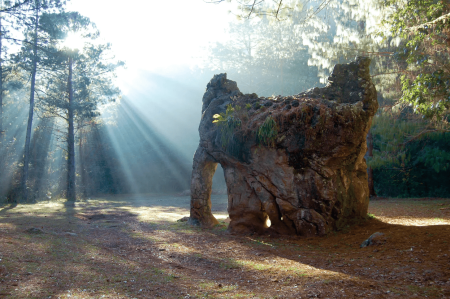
(0, 196), (449, 298)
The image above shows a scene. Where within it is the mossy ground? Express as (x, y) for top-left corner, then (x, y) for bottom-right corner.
(0, 195), (449, 298)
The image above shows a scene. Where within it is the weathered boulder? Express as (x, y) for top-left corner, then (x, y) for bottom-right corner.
(360, 232), (386, 248)
(190, 57), (378, 236)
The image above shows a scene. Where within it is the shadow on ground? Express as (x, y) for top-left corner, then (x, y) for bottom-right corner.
(0, 195), (449, 298)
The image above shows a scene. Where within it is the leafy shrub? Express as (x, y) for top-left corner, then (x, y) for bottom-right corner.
(258, 116), (278, 147)
(213, 104), (242, 148)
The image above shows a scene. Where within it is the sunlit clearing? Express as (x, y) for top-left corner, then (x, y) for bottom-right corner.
(368, 200), (450, 226)
(63, 32), (85, 50)
(228, 256), (356, 282)
(85, 195), (229, 224)
(375, 216), (450, 226)
(0, 200), (74, 215)
(128, 206), (190, 223)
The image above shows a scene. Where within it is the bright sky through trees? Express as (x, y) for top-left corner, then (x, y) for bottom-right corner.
(63, 32), (85, 50)
(67, 0), (234, 93)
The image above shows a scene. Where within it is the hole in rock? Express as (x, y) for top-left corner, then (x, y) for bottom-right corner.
(211, 164), (229, 224)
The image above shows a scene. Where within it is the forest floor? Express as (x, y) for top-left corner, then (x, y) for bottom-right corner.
(0, 195), (449, 299)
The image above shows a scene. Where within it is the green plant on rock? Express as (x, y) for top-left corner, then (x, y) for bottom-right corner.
(213, 104), (242, 148)
(258, 116), (278, 147)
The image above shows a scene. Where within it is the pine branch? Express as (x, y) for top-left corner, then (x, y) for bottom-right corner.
(0, 0), (31, 14)
(405, 12), (450, 32)
(403, 129), (450, 145)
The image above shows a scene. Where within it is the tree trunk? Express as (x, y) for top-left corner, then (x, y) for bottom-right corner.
(0, 11), (3, 143)
(21, 5), (39, 203)
(367, 131), (376, 197)
(67, 55), (76, 202)
(0, 11), (5, 201)
(79, 124), (87, 198)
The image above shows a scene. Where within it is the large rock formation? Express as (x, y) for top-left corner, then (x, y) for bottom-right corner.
(190, 57), (378, 236)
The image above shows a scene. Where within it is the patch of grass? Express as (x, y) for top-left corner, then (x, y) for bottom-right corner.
(152, 267), (164, 275)
(199, 282), (216, 289)
(286, 266), (308, 277)
(239, 260), (272, 271)
(164, 273), (177, 283)
(257, 116), (278, 147)
(219, 258), (243, 270)
(213, 104), (242, 148)
(367, 213), (376, 219)
(213, 222), (228, 232)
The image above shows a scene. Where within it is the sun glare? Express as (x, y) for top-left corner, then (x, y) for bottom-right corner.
(63, 32), (85, 50)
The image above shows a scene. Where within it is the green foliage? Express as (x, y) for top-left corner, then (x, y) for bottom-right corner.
(369, 110), (450, 197)
(400, 71), (450, 120)
(35, 12), (122, 122)
(367, 213), (376, 219)
(212, 104), (242, 148)
(368, 113), (424, 169)
(212, 105), (279, 149)
(384, 0), (450, 121)
(257, 115), (278, 147)
(413, 142), (450, 173)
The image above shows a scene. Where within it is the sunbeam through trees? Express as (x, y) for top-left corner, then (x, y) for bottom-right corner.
(0, 1), (449, 296)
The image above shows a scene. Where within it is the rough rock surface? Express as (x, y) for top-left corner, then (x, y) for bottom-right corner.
(190, 57), (378, 236)
(360, 232), (386, 248)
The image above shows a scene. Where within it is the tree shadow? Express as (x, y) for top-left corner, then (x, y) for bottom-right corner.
(0, 203), (187, 298)
(0, 202), (18, 213)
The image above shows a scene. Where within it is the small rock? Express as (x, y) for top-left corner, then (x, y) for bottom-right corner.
(177, 216), (190, 222)
(361, 232), (386, 248)
(63, 232), (77, 236)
